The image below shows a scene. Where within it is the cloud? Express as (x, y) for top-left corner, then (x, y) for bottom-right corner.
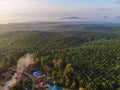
(0, 0), (59, 18)
(0, 0), (60, 23)
(116, 0), (120, 4)
(61, 17), (79, 20)
(0, 0), (119, 24)
(90, 8), (112, 11)
(117, 16), (120, 18)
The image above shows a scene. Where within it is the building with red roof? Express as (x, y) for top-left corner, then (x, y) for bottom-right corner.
(1, 71), (13, 77)
(38, 82), (45, 87)
(19, 75), (28, 82)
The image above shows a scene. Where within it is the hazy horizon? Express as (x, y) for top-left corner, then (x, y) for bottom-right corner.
(0, 0), (120, 24)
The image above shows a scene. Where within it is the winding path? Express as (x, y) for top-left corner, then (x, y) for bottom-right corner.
(23, 72), (35, 90)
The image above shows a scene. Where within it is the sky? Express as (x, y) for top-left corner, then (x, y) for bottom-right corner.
(0, 0), (120, 24)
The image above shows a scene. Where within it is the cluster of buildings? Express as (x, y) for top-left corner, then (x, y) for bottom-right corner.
(0, 65), (62, 90)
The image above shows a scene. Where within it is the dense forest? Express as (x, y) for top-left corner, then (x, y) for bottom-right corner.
(0, 24), (120, 90)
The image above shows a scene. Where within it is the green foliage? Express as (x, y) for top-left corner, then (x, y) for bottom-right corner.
(0, 30), (120, 90)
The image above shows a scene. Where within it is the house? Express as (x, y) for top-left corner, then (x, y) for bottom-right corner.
(38, 82), (45, 87)
(1, 71), (13, 77)
(19, 75), (28, 82)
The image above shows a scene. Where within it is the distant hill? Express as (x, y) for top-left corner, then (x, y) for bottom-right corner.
(0, 22), (120, 33)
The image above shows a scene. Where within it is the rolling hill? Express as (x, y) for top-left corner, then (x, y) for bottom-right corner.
(0, 24), (120, 90)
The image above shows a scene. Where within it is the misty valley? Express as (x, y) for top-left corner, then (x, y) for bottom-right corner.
(0, 22), (120, 90)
